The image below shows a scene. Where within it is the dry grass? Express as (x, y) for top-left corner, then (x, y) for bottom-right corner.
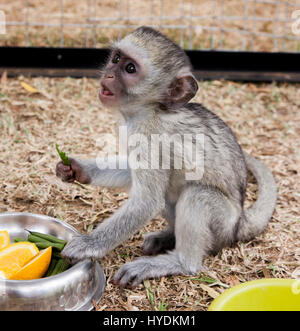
(0, 74), (299, 310)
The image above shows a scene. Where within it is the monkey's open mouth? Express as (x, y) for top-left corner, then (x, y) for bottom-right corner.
(101, 85), (114, 96)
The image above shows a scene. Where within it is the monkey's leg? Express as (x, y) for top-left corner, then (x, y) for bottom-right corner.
(174, 185), (240, 272)
(142, 228), (175, 255)
(114, 185), (240, 287)
(142, 202), (175, 255)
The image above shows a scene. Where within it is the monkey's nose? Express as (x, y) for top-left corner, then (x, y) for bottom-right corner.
(105, 73), (114, 79)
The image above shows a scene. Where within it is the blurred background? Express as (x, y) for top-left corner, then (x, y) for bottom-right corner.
(1, 0), (300, 52)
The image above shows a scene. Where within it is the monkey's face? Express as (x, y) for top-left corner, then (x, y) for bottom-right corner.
(99, 49), (145, 108)
(100, 27), (199, 111)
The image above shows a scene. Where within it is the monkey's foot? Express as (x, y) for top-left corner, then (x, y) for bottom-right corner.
(61, 234), (104, 262)
(113, 252), (185, 288)
(113, 258), (152, 288)
(142, 230), (175, 255)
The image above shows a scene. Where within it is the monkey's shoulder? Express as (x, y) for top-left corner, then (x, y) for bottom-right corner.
(184, 102), (223, 120)
(181, 102), (234, 132)
(159, 102), (234, 136)
(161, 102), (216, 120)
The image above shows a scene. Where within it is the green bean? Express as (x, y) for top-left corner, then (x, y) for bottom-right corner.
(28, 234), (49, 243)
(59, 259), (70, 274)
(56, 144), (70, 166)
(50, 259), (64, 276)
(51, 251), (62, 259)
(32, 241), (65, 251)
(26, 230), (67, 245)
(45, 259), (58, 277)
(50, 258), (70, 276)
(27, 234), (65, 251)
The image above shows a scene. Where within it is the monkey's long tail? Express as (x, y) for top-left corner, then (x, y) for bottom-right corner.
(237, 152), (277, 242)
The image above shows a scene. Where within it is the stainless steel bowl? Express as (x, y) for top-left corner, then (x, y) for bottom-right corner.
(0, 212), (106, 311)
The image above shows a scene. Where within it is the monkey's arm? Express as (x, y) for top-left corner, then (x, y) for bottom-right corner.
(61, 169), (169, 261)
(77, 156), (131, 188)
(56, 156), (131, 188)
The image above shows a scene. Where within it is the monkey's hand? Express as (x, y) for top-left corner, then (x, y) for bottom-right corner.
(61, 233), (104, 262)
(56, 158), (91, 184)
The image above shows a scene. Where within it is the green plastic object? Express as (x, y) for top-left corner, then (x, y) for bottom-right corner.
(208, 279), (300, 311)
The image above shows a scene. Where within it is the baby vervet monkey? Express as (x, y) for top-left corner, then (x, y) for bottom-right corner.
(56, 26), (277, 288)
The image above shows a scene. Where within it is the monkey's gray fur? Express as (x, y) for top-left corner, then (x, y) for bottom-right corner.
(57, 27), (277, 288)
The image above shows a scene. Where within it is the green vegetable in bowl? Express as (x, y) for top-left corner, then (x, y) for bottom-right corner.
(55, 144), (70, 166)
(27, 230), (67, 245)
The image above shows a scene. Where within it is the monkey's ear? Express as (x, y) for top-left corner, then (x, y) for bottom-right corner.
(163, 75), (198, 110)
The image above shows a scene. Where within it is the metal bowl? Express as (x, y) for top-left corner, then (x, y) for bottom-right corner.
(0, 212), (106, 311)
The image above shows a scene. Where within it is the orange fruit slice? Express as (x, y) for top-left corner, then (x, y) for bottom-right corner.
(0, 242), (39, 279)
(11, 246), (52, 280)
(0, 231), (10, 251)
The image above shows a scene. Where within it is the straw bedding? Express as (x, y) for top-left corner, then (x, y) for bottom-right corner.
(0, 75), (299, 310)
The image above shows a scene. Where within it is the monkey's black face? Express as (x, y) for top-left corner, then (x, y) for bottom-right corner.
(99, 49), (145, 108)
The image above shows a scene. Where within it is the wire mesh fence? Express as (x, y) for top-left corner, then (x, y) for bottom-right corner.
(1, 0), (300, 52)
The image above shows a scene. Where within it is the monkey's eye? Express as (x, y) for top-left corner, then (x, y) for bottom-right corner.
(125, 63), (136, 74)
(112, 54), (121, 63)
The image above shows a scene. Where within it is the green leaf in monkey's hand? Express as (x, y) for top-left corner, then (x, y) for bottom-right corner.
(55, 144), (71, 166)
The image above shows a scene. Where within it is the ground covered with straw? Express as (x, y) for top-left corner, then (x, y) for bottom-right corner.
(0, 75), (299, 310)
